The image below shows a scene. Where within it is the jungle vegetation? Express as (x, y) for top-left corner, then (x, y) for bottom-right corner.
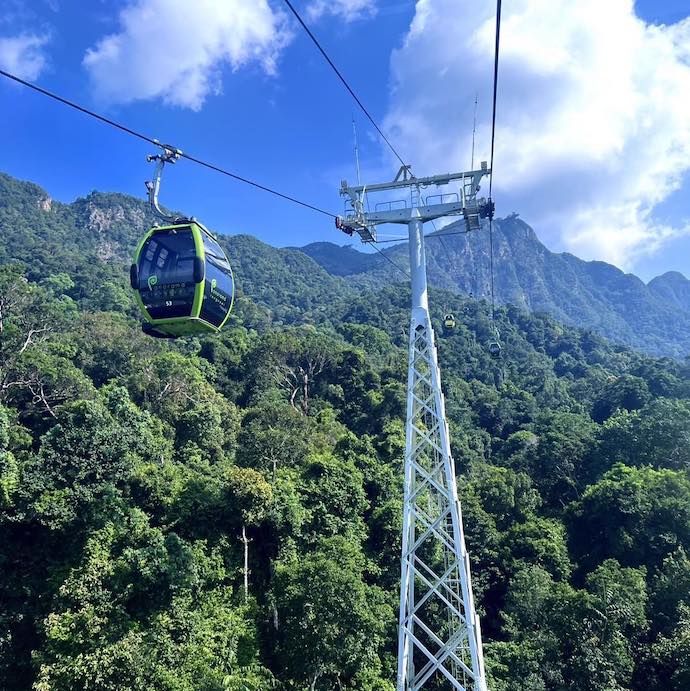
(2, 172), (690, 690)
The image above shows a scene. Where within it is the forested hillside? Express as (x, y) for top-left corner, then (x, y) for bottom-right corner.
(298, 216), (690, 358)
(2, 172), (690, 690)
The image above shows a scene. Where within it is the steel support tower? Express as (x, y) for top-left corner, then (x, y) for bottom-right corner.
(337, 165), (492, 691)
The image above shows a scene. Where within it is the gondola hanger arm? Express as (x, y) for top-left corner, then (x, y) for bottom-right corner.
(145, 141), (189, 224)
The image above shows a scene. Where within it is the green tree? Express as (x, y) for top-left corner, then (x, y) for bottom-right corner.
(647, 604), (690, 690)
(273, 536), (393, 689)
(0, 404), (18, 508)
(32, 511), (269, 691)
(595, 399), (690, 474)
(591, 375), (652, 423)
(568, 464), (690, 573)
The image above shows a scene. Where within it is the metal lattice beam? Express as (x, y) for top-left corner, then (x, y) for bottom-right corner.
(336, 168), (490, 690)
(397, 306), (486, 690)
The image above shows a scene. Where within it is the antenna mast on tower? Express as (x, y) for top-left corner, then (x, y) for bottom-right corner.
(352, 117), (362, 186)
(337, 165), (492, 690)
(471, 95), (478, 171)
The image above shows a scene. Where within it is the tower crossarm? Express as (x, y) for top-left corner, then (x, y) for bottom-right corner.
(341, 163), (489, 196)
(337, 163), (492, 242)
(348, 201), (465, 227)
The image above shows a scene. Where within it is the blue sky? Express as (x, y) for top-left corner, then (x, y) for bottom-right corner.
(1, 0), (689, 281)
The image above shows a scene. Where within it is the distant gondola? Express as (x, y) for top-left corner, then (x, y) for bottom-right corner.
(443, 313), (456, 330)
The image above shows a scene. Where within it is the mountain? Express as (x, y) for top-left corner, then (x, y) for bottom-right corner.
(299, 216), (690, 358)
(648, 271), (690, 313)
(289, 240), (381, 276)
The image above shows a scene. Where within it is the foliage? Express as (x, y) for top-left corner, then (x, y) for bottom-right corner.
(1, 173), (690, 689)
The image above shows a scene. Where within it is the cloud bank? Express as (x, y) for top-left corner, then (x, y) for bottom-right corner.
(0, 34), (49, 80)
(83, 0), (292, 110)
(384, 0), (690, 268)
(307, 0), (377, 23)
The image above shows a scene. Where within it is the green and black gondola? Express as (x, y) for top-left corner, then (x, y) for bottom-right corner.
(488, 327), (502, 358)
(130, 221), (234, 338)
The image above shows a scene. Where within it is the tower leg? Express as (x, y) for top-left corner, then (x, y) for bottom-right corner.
(396, 216), (487, 691)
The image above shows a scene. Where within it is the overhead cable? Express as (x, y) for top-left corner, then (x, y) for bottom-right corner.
(282, 0), (408, 169)
(427, 228), (472, 238)
(489, 0), (502, 202)
(488, 0), (502, 325)
(371, 242), (410, 278)
(0, 68), (335, 218)
(375, 227), (472, 244)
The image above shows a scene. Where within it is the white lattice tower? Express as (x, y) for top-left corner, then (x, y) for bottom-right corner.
(337, 167), (491, 691)
(396, 217), (487, 691)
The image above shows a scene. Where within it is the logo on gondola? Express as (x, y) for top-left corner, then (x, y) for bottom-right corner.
(209, 277), (227, 304)
(148, 275), (158, 290)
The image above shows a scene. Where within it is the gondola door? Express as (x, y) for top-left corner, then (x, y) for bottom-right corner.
(135, 225), (200, 322)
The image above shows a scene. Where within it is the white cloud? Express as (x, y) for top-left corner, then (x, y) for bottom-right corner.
(307, 0), (377, 23)
(384, 0), (690, 269)
(0, 34), (49, 80)
(83, 0), (292, 110)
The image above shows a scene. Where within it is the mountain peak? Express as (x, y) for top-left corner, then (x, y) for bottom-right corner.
(650, 270), (689, 283)
(647, 271), (690, 314)
(1, 168), (688, 358)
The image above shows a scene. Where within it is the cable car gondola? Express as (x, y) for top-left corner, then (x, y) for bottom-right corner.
(130, 146), (234, 338)
(131, 221), (234, 338)
(443, 313), (456, 330)
(488, 327), (502, 358)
